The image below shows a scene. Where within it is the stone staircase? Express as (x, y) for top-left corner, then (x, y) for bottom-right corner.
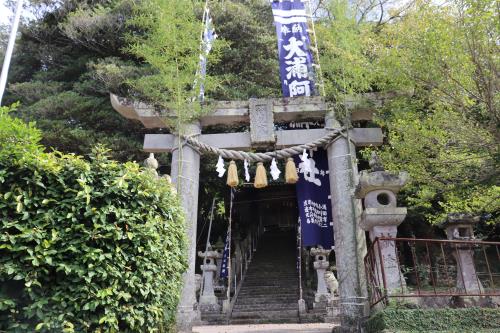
(229, 229), (300, 324)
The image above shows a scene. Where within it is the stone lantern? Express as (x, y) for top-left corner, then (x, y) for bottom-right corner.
(198, 245), (220, 311)
(440, 213), (482, 293)
(356, 153), (408, 293)
(310, 246), (332, 307)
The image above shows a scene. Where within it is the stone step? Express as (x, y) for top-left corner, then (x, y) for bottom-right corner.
(237, 292), (298, 298)
(299, 313), (331, 324)
(246, 268), (299, 278)
(240, 280), (298, 284)
(238, 289), (298, 294)
(199, 310), (229, 322)
(229, 317), (300, 325)
(243, 278), (297, 282)
(245, 269), (296, 272)
(200, 314), (227, 325)
(247, 260), (295, 263)
(245, 270), (297, 273)
(241, 281), (298, 286)
(244, 272), (297, 275)
(242, 278), (298, 283)
(237, 291), (299, 298)
(243, 274), (298, 278)
(238, 289), (297, 296)
(231, 309), (298, 320)
(229, 318), (299, 325)
(233, 302), (298, 312)
(234, 296), (299, 305)
(228, 231), (304, 326)
(239, 284), (298, 289)
(239, 282), (298, 287)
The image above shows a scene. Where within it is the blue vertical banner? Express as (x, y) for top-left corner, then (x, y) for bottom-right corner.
(294, 149), (334, 249)
(271, 0), (316, 97)
(271, 1), (332, 248)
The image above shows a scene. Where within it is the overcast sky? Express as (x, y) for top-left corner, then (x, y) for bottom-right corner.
(0, 2), (12, 25)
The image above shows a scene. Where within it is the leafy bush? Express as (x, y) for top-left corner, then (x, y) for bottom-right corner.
(0, 106), (187, 332)
(365, 306), (500, 332)
(0, 104), (41, 158)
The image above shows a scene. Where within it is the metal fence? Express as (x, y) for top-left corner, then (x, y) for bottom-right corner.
(364, 237), (500, 307)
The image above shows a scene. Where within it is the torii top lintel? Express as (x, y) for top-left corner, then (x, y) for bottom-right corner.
(110, 93), (383, 128)
(110, 93), (386, 152)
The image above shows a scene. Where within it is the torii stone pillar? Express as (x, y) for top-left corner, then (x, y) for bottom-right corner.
(325, 112), (369, 331)
(171, 122), (201, 331)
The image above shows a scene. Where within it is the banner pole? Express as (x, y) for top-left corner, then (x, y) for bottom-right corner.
(298, 217), (303, 301)
(226, 188), (234, 303)
(0, 0), (24, 105)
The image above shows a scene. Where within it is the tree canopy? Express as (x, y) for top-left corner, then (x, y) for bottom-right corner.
(2, 0), (498, 229)
(316, 0), (498, 225)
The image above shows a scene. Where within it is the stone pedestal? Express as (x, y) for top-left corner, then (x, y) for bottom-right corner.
(171, 122), (202, 331)
(198, 249), (221, 312)
(326, 297), (341, 323)
(325, 112), (369, 331)
(311, 247), (332, 306)
(367, 224), (406, 293)
(222, 299), (230, 314)
(357, 164), (409, 294)
(441, 213), (482, 293)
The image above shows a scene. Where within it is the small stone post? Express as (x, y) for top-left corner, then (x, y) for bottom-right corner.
(356, 153), (408, 294)
(233, 233), (243, 280)
(198, 247), (221, 311)
(310, 247), (332, 307)
(441, 213), (482, 293)
(213, 237), (225, 286)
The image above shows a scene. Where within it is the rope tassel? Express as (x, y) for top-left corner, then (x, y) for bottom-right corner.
(285, 158), (299, 184)
(226, 160), (239, 187)
(254, 162), (268, 189)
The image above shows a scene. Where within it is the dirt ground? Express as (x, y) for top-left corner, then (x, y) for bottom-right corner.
(191, 323), (337, 333)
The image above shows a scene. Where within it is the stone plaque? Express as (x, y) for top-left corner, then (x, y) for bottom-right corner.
(249, 98), (275, 147)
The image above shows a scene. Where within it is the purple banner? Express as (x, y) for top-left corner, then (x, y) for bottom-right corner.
(294, 149), (334, 249)
(271, 0), (316, 97)
(219, 229), (230, 278)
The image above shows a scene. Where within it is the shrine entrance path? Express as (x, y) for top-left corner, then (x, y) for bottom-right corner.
(192, 323), (337, 333)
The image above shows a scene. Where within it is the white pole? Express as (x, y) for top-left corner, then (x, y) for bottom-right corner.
(0, 0), (24, 105)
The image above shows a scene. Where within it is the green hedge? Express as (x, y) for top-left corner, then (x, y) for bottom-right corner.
(365, 306), (500, 332)
(0, 106), (187, 332)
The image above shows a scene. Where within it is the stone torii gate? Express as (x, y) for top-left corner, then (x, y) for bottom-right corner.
(111, 93), (386, 332)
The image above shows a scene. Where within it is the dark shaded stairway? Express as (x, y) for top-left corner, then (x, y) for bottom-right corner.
(229, 229), (300, 324)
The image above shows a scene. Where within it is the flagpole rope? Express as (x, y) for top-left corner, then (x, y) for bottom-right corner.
(178, 127), (349, 162)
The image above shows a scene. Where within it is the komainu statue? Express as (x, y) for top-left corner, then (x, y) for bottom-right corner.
(324, 270), (339, 297)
